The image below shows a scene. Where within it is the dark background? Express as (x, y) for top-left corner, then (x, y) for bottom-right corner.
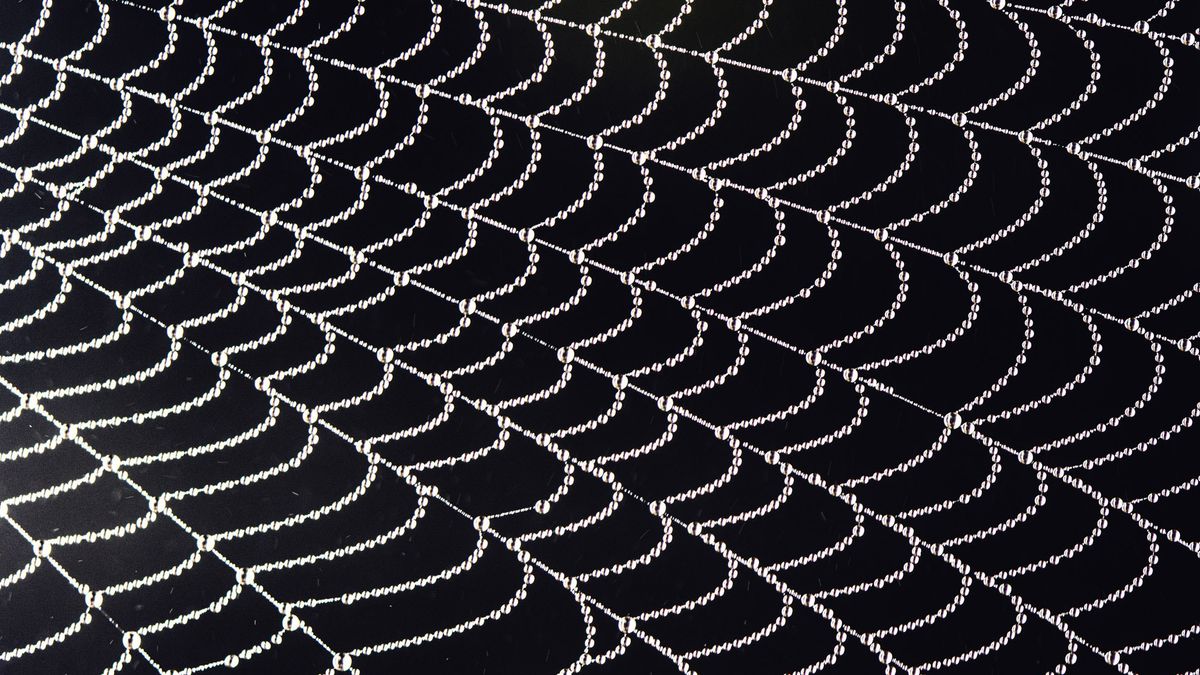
(2, 0), (1200, 673)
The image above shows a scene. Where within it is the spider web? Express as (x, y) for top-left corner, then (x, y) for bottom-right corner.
(2, 0), (1200, 673)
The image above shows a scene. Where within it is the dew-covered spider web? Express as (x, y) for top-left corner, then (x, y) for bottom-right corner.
(3, 0), (1200, 673)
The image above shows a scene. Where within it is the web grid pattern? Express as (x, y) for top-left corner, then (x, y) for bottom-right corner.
(2, 0), (1200, 672)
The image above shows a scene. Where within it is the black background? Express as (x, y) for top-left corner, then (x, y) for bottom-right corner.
(2, 0), (1200, 673)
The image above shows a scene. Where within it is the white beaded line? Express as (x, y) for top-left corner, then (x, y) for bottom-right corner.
(883, 4), (1175, 183)
(4, 56), (801, 446)
(688, 205), (787, 301)
(0, 109), (401, 340)
(974, 312), (1101, 427)
(288, 532), (488, 608)
(340, 89), (897, 367)
(1129, 459), (1200, 506)
(764, 509), (868, 574)
(558, 1), (733, 158)
(9, 187), (70, 238)
(7, 13), (311, 216)
(1118, 619), (1200, 657)
(869, 575), (972, 641)
(750, 183), (1192, 483)
(888, 0), (969, 99)
(1020, 10), (1103, 136)
(648, 0), (695, 41)
(0, 282), (131, 365)
(18, 85), (1142, 634)
(2, 192), (748, 667)
(0, 0), (58, 92)
(377, 0), (445, 70)
(309, 142), (1142, 667)
(339, 563), (536, 663)
(822, 106), (920, 216)
(474, 0), (1200, 190)
(1148, 0), (1189, 23)
(912, 594), (1026, 674)
(176, 0), (834, 221)
(427, 2), (490, 91)
(715, 0), (777, 55)
(477, 13), (552, 108)
(283, 276), (882, 669)
(16, 1), (1180, 662)
(862, 231), (1200, 534)
(0, 554), (40, 592)
(839, 425), (947, 487)
(558, 600), (632, 675)
(0, 82), (508, 451)
(675, 594), (795, 662)
(770, 380), (871, 456)
(725, 371), (827, 433)
(2, 240), (686, 675)
(832, 0), (903, 85)
(133, 582), (246, 637)
(736, 223), (840, 322)
(954, 291), (1036, 419)
(254, 0), (366, 53)
(0, 249), (46, 298)
(1005, 160), (1105, 276)
(954, 269), (1200, 505)
(0, 512), (165, 673)
(313, 238), (1108, 672)
(936, 472), (1050, 550)
(1023, 9), (1200, 168)
(530, 145), (609, 233)
(891, 441), (1001, 523)
(951, 143), (1049, 257)
(964, 6), (1040, 118)
(718, 85), (846, 190)
(0, 378), (348, 671)
(0, 282), (231, 440)
(875, 86), (1195, 191)
(426, 422), (881, 671)
(205, 23), (971, 383)
(885, 127), (981, 234)
(634, 559), (737, 628)
(35, 174), (899, 671)
(414, 184), (1163, 672)
(644, 56), (728, 159)
(1059, 532), (1159, 620)
(0, 392), (43, 428)
(1135, 111), (1200, 167)
(1020, 339), (1190, 477)
(98, 551), (206, 599)
(521, 20), (606, 123)
(1134, 281), (1200, 322)
(0, 6), (1099, 672)
(1024, 343), (1165, 458)
(812, 545), (923, 602)
(1060, 175), (1173, 294)
(206, 352), (694, 669)
(966, 427), (1171, 596)
(161, 9), (217, 103)
(1015, 3), (1198, 54)
(646, 400), (1118, 672)
(0, 241), (347, 670)
(850, 266), (979, 373)
(109, 2), (837, 329)
(0, 81), (1089, 675)
(993, 505), (1109, 580)
(24, 326), (183, 404)
(1, 466), (105, 520)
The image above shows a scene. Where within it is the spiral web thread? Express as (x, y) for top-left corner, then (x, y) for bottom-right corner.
(2, 0), (1200, 673)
